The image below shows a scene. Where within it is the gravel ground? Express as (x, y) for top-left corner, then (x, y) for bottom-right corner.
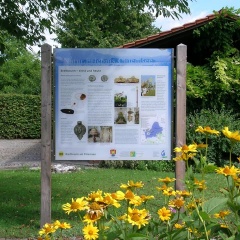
(0, 139), (99, 169)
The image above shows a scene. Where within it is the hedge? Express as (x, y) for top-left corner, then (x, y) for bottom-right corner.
(0, 94), (41, 139)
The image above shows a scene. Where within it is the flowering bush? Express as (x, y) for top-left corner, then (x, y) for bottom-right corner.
(38, 126), (240, 240)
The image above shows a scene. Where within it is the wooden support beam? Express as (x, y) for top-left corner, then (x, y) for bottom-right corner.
(175, 44), (187, 191)
(40, 44), (52, 226)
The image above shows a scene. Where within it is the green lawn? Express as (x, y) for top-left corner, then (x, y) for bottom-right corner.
(0, 168), (225, 238)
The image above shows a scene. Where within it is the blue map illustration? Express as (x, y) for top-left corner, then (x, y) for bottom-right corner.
(145, 122), (163, 138)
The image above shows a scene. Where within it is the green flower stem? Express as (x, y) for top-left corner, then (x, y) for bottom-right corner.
(205, 136), (208, 163)
(200, 154), (205, 180)
(170, 209), (181, 235)
(229, 144), (233, 167)
(126, 200), (129, 217)
(124, 200), (130, 240)
(193, 198), (209, 240)
(229, 176), (240, 222)
(97, 218), (105, 240)
(164, 195), (168, 205)
(201, 136), (209, 180)
(186, 160), (189, 171)
(59, 229), (63, 240)
(77, 211), (83, 222)
(226, 176), (234, 202)
(167, 220), (173, 240)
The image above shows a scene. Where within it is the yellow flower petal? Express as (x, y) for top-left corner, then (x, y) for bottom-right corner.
(83, 224), (99, 240)
(222, 127), (240, 142)
(196, 126), (219, 135)
(216, 165), (240, 177)
(158, 207), (171, 221)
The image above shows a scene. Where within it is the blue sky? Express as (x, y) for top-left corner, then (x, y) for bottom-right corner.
(154, 0), (240, 30)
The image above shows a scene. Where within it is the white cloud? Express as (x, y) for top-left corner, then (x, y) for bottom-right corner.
(154, 11), (208, 31)
(30, 31), (59, 54)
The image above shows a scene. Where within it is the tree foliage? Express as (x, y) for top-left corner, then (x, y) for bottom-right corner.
(0, 54), (41, 95)
(55, 0), (161, 48)
(0, 0), (193, 47)
(186, 53), (240, 114)
(0, 34), (41, 95)
(193, 7), (240, 63)
(187, 8), (240, 114)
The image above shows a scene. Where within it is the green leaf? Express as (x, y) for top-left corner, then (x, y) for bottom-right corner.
(199, 211), (211, 221)
(219, 188), (230, 196)
(127, 233), (148, 239)
(202, 197), (228, 214)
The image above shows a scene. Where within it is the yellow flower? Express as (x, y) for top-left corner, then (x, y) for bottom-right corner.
(83, 213), (101, 223)
(39, 223), (57, 236)
(38, 236), (50, 240)
(173, 153), (196, 161)
(177, 190), (192, 198)
(174, 144), (197, 161)
(118, 214), (127, 220)
(222, 127), (240, 142)
(101, 193), (121, 208)
(158, 177), (176, 184)
(233, 175), (240, 188)
(53, 220), (71, 229)
(216, 165), (240, 177)
(124, 189), (135, 199)
(86, 190), (103, 202)
(195, 142), (208, 149)
(158, 207), (171, 221)
(124, 190), (142, 206)
(195, 126), (219, 135)
(237, 157), (240, 162)
(194, 178), (207, 191)
(194, 198), (203, 206)
(127, 207), (150, 229)
(162, 187), (176, 196)
(140, 194), (154, 203)
(214, 210), (230, 219)
(62, 197), (89, 214)
(186, 201), (196, 211)
(83, 223), (99, 240)
(120, 180), (144, 190)
(220, 224), (228, 228)
(169, 197), (185, 209)
(156, 184), (168, 191)
(187, 227), (198, 234)
(87, 202), (105, 219)
(174, 223), (185, 229)
(174, 144), (197, 154)
(172, 155), (184, 161)
(111, 191), (125, 200)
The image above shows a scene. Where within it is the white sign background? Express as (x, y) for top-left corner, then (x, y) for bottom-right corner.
(54, 48), (173, 160)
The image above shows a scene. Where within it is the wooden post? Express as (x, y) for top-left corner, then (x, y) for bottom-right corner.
(41, 44), (52, 226)
(175, 44), (187, 191)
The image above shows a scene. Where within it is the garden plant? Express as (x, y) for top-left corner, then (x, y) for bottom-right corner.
(38, 125), (240, 239)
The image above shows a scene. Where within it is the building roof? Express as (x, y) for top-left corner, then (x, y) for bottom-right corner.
(118, 10), (239, 65)
(118, 13), (217, 49)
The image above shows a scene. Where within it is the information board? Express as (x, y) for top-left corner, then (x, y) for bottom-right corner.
(54, 48), (173, 160)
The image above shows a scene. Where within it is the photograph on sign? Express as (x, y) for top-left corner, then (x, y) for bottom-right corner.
(54, 48), (173, 160)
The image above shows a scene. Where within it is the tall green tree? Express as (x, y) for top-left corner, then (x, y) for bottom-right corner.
(0, 33), (41, 95)
(186, 8), (240, 114)
(55, 1), (161, 48)
(0, 0), (193, 47)
(0, 53), (41, 95)
(193, 7), (240, 64)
